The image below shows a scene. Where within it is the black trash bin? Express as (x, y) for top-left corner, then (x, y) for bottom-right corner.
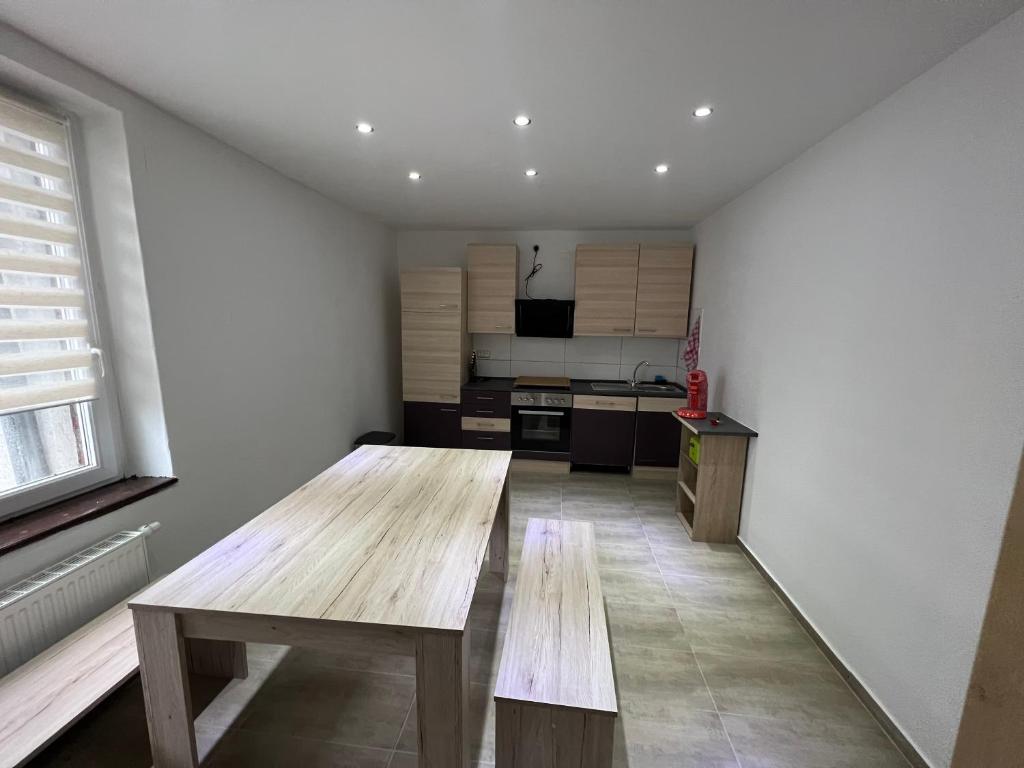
(352, 431), (397, 450)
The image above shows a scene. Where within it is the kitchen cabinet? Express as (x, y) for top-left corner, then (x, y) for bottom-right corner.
(467, 244), (517, 334)
(461, 389), (512, 450)
(634, 244), (694, 338)
(570, 395), (637, 467)
(573, 244), (639, 336)
(634, 397), (687, 466)
(400, 268), (468, 404)
(404, 401), (462, 448)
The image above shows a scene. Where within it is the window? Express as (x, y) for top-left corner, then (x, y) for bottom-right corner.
(0, 90), (120, 520)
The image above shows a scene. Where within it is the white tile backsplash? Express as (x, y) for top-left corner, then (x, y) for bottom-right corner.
(620, 363), (678, 383)
(468, 333), (684, 384)
(471, 333), (512, 361)
(564, 362), (621, 380)
(620, 337), (681, 367)
(476, 359), (512, 377)
(564, 336), (622, 364)
(510, 360), (566, 377)
(510, 336), (566, 362)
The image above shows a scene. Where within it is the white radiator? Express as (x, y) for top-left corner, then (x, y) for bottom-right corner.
(0, 522), (160, 676)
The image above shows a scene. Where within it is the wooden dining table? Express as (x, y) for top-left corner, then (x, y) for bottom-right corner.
(129, 445), (512, 768)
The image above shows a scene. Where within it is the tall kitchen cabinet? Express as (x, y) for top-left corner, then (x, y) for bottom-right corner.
(401, 268), (469, 448)
(573, 243), (694, 338)
(467, 244), (517, 334)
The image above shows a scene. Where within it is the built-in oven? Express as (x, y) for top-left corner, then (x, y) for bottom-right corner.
(510, 390), (572, 457)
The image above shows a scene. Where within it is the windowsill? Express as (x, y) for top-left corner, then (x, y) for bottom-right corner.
(0, 476), (177, 556)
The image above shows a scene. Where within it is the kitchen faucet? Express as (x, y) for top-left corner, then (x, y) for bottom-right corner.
(630, 360), (649, 387)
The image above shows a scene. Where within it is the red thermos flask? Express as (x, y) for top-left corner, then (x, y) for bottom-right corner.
(684, 370), (708, 419)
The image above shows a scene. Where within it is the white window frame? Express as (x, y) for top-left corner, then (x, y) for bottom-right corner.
(0, 89), (123, 522)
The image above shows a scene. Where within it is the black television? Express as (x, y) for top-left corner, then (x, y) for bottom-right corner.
(515, 299), (575, 338)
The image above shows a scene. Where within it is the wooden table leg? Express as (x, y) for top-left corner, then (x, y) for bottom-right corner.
(186, 637), (248, 679)
(489, 476), (510, 580)
(132, 609), (199, 767)
(416, 630), (469, 768)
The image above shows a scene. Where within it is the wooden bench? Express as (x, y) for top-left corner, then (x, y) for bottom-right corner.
(494, 518), (618, 768)
(0, 593), (245, 768)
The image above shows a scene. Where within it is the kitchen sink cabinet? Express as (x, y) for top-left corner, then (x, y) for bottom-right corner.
(634, 397), (687, 466)
(467, 244), (517, 334)
(404, 401), (462, 448)
(570, 396), (637, 467)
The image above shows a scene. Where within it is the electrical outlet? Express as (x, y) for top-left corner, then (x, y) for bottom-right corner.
(477, 350), (491, 359)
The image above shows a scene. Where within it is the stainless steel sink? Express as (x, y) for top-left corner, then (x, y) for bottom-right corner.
(589, 382), (683, 393)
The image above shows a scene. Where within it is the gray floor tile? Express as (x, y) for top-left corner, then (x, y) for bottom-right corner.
(606, 601), (690, 650)
(721, 713), (909, 768)
(599, 567), (674, 607)
(613, 711), (740, 768)
(397, 683), (495, 763)
(696, 652), (879, 730)
(613, 644), (716, 718)
(202, 729), (392, 767)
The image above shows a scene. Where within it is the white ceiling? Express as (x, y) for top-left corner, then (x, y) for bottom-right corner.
(1, 1), (1020, 229)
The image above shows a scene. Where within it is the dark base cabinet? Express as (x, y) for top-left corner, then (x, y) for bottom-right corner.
(462, 430), (512, 450)
(634, 411), (683, 467)
(570, 409), (636, 467)
(404, 401), (462, 448)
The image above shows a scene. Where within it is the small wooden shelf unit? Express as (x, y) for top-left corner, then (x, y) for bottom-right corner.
(674, 415), (754, 543)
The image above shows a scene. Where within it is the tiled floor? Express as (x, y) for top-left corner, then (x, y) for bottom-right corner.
(30, 470), (910, 767)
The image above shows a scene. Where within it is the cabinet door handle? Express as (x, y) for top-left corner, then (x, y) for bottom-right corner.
(494, 325), (512, 329)
(438, 303), (456, 309)
(612, 327), (632, 332)
(476, 396), (494, 401)
(440, 408), (458, 413)
(476, 409), (494, 414)
(477, 437), (495, 441)
(637, 328), (656, 333)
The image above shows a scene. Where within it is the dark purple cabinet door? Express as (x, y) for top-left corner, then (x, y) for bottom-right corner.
(570, 409), (636, 467)
(634, 411), (683, 467)
(404, 402), (462, 448)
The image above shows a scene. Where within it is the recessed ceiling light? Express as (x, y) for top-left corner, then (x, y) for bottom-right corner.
(693, 105), (713, 118)
(408, 171), (422, 181)
(524, 168), (538, 177)
(655, 164), (669, 174)
(356, 122), (374, 134)
(513, 114), (532, 127)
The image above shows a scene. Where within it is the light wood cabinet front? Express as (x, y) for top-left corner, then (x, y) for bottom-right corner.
(400, 268), (466, 404)
(400, 268), (463, 313)
(573, 244), (639, 336)
(467, 244), (517, 334)
(634, 244), (693, 338)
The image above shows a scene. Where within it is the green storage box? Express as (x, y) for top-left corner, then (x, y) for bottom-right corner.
(688, 435), (701, 465)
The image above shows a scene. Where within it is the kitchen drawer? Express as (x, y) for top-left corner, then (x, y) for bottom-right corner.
(636, 396), (687, 413)
(461, 416), (510, 433)
(572, 394), (637, 412)
(463, 389), (510, 406)
(462, 430), (512, 451)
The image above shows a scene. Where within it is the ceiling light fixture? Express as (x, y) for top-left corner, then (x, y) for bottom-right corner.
(655, 164), (669, 174)
(693, 105), (713, 118)
(524, 168), (538, 177)
(356, 122), (374, 134)
(513, 114), (532, 127)
(408, 171), (422, 181)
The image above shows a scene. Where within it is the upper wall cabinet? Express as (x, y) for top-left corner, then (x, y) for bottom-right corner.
(634, 244), (694, 338)
(467, 244), (517, 334)
(573, 244), (640, 336)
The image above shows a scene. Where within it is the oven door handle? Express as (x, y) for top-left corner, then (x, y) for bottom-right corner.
(517, 409), (566, 416)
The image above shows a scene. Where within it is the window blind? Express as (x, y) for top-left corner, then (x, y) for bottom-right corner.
(0, 93), (98, 417)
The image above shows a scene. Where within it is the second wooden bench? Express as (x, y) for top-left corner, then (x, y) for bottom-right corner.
(493, 517), (618, 768)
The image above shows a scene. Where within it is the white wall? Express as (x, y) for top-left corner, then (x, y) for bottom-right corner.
(691, 10), (1024, 767)
(0, 25), (401, 584)
(398, 229), (693, 383)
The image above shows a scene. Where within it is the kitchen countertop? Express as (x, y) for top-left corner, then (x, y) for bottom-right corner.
(673, 411), (758, 437)
(463, 377), (688, 399)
